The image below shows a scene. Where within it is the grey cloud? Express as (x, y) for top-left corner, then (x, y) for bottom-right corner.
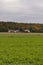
(0, 0), (43, 23)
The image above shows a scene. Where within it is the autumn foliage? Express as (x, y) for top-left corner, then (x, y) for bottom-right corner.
(0, 21), (43, 32)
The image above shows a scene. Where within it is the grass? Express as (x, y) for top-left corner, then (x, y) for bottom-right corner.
(0, 33), (43, 65)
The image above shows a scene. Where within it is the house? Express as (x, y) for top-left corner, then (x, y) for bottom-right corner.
(24, 29), (30, 33)
(8, 30), (15, 32)
(8, 29), (20, 33)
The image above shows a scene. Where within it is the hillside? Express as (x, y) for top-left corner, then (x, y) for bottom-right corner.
(0, 21), (43, 32)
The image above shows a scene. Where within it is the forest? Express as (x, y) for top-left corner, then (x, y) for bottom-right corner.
(0, 21), (43, 33)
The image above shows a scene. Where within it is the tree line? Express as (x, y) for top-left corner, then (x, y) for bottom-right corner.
(0, 21), (43, 33)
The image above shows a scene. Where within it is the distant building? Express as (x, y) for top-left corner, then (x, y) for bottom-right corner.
(8, 29), (20, 33)
(14, 30), (20, 33)
(24, 30), (30, 33)
(8, 30), (14, 32)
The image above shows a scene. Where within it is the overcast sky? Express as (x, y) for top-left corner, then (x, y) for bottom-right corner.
(0, 0), (43, 23)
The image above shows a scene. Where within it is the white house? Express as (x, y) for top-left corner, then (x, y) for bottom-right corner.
(8, 30), (14, 32)
(8, 30), (19, 33)
(24, 30), (30, 33)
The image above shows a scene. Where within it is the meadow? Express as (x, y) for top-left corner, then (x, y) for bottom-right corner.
(0, 33), (43, 65)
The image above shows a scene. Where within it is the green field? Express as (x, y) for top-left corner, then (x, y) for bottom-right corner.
(0, 33), (43, 65)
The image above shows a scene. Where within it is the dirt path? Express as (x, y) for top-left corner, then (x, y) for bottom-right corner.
(0, 32), (43, 36)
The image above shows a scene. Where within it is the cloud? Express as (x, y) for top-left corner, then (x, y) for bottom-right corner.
(0, 0), (43, 23)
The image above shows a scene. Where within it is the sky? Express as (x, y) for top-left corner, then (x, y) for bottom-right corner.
(0, 0), (43, 23)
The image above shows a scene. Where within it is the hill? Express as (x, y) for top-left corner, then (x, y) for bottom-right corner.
(0, 21), (43, 32)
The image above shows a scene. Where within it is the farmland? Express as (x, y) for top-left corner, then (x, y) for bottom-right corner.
(0, 33), (43, 65)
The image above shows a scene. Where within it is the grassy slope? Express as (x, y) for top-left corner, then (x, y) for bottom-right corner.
(0, 33), (43, 65)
